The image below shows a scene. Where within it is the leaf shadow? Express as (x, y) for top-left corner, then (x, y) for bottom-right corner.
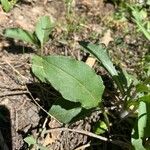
(26, 82), (96, 124)
(26, 82), (62, 112)
(3, 38), (35, 54)
(0, 105), (12, 150)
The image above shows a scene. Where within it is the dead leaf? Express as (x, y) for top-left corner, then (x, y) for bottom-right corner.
(43, 133), (56, 146)
(100, 29), (113, 46)
(85, 57), (96, 68)
(43, 118), (62, 146)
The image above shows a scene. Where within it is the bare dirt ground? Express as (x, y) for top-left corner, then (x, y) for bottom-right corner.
(0, 0), (149, 150)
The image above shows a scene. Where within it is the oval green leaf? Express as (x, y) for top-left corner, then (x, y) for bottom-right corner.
(79, 42), (118, 76)
(32, 55), (104, 109)
(35, 16), (54, 47)
(132, 101), (150, 150)
(3, 28), (38, 45)
(24, 136), (36, 146)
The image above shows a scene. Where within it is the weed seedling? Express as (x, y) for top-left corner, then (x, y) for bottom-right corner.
(3, 15), (105, 124)
(3, 12), (150, 149)
(0, 0), (18, 12)
(79, 42), (150, 150)
(3, 16), (54, 55)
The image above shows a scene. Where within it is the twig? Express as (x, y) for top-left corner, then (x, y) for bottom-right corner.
(44, 128), (108, 141)
(74, 142), (102, 150)
(74, 143), (91, 150)
(40, 117), (48, 138)
(25, 85), (62, 125)
(44, 128), (131, 148)
(0, 85), (26, 90)
(3, 59), (28, 82)
(0, 91), (28, 97)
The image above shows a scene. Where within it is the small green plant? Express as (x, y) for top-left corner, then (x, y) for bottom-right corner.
(24, 135), (48, 150)
(131, 80), (150, 150)
(3, 16), (54, 54)
(79, 42), (150, 150)
(3, 13), (150, 149)
(3, 16), (105, 124)
(32, 41), (150, 149)
(128, 4), (150, 40)
(0, 0), (18, 12)
(32, 55), (105, 123)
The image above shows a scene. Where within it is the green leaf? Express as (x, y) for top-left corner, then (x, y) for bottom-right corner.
(35, 16), (54, 47)
(132, 138), (146, 150)
(136, 84), (150, 93)
(132, 8), (147, 22)
(131, 102), (147, 150)
(138, 101), (147, 138)
(128, 5), (150, 41)
(31, 55), (46, 82)
(120, 69), (139, 87)
(147, 0), (150, 5)
(79, 42), (125, 96)
(24, 135), (36, 146)
(49, 98), (82, 123)
(134, 18), (150, 41)
(3, 28), (38, 45)
(139, 95), (150, 103)
(131, 101), (150, 149)
(144, 76), (150, 84)
(32, 55), (104, 109)
(1, 0), (11, 12)
(79, 42), (118, 76)
(93, 121), (108, 135)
